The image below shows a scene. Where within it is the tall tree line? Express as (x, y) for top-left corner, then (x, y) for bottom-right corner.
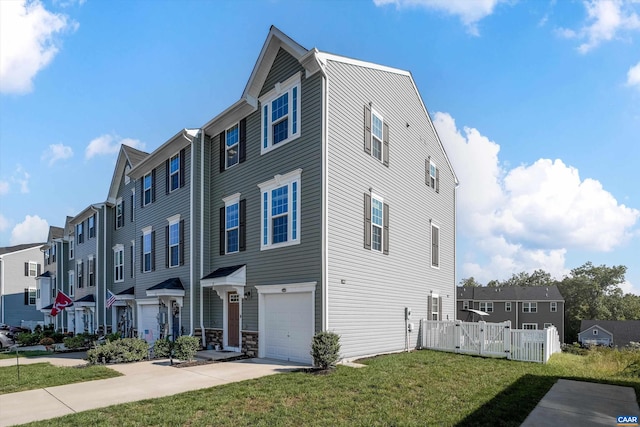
(459, 262), (640, 342)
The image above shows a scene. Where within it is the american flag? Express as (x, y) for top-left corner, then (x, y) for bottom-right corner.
(106, 289), (116, 309)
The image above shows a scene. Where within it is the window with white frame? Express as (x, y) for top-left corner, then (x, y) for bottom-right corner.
(593, 329), (598, 335)
(371, 110), (384, 161)
(371, 195), (384, 252)
(116, 198), (124, 229)
(68, 270), (74, 297)
(88, 256), (95, 286)
(28, 261), (38, 277)
(76, 222), (84, 244)
(522, 323), (538, 330)
(505, 302), (512, 312)
(114, 245), (124, 282)
(226, 123), (240, 169)
(169, 153), (180, 192)
(258, 169), (301, 250)
(143, 228), (153, 272)
(168, 217), (180, 268)
(260, 73), (301, 154)
(431, 224), (440, 268)
(28, 288), (36, 305)
(77, 260), (84, 288)
(431, 294), (440, 320)
(143, 172), (153, 206)
(550, 302), (557, 312)
(89, 214), (96, 238)
(225, 195), (240, 254)
(69, 237), (74, 259)
(429, 161), (437, 188)
(479, 302), (493, 313)
(523, 302), (537, 313)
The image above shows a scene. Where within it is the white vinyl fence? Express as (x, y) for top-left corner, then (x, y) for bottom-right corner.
(420, 319), (562, 363)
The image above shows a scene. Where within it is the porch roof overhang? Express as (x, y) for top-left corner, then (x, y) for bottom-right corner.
(74, 294), (95, 308)
(201, 265), (246, 299)
(146, 278), (185, 299)
(37, 271), (52, 279)
(115, 286), (135, 301)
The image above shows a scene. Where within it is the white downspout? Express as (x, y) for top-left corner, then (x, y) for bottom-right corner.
(200, 130), (206, 347)
(102, 206), (107, 333)
(189, 132), (195, 335)
(321, 65), (329, 332)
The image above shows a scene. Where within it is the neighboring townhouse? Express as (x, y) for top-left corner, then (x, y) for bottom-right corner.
(69, 204), (108, 334)
(36, 226), (64, 327)
(105, 144), (149, 337)
(196, 26), (458, 363)
(126, 130), (200, 345)
(0, 243), (45, 328)
(578, 320), (640, 348)
(456, 286), (565, 342)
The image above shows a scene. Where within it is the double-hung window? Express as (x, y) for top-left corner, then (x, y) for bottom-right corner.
(431, 294), (440, 320)
(28, 288), (36, 305)
(27, 261), (38, 277)
(116, 198), (124, 229)
(479, 302), (493, 313)
(550, 302), (557, 312)
(371, 111), (383, 161)
(364, 105), (389, 166)
(523, 302), (537, 313)
(169, 153), (180, 192)
(69, 237), (74, 259)
(224, 194), (240, 254)
(114, 245), (124, 282)
(426, 158), (440, 192)
(142, 227), (154, 272)
(260, 73), (301, 154)
(77, 223), (84, 244)
(88, 256), (95, 286)
(364, 192), (389, 254)
(371, 196), (383, 252)
(431, 224), (440, 268)
(522, 323), (538, 330)
(505, 302), (512, 312)
(143, 171), (155, 206)
(258, 169), (301, 250)
(77, 260), (84, 288)
(68, 270), (74, 297)
(226, 124), (239, 168)
(166, 216), (182, 268)
(88, 214), (96, 238)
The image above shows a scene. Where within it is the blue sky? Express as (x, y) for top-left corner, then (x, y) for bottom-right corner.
(1, 0), (639, 294)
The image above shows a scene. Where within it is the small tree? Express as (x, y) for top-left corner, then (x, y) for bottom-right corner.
(310, 331), (340, 370)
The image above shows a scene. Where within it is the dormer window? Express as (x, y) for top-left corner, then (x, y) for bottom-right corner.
(260, 73), (301, 154)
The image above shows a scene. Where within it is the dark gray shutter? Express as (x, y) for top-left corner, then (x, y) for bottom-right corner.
(383, 203), (389, 255)
(219, 207), (225, 255)
(151, 169), (156, 203)
(151, 230), (156, 271)
(37, 263), (41, 276)
(364, 193), (371, 250)
(122, 199), (125, 225)
(140, 179), (144, 208)
(165, 159), (170, 194)
(179, 220), (185, 265)
(239, 199), (246, 251)
(81, 262), (85, 287)
(239, 119), (246, 164)
(383, 123), (389, 167)
(438, 297), (443, 320)
(436, 168), (440, 193)
(219, 131), (225, 173)
(140, 235), (144, 272)
(24, 262), (28, 276)
(24, 289), (29, 305)
(364, 105), (371, 155)
(428, 295), (432, 318)
(130, 245), (134, 278)
(179, 148), (186, 187)
(131, 193), (134, 220)
(425, 158), (430, 186)
(165, 225), (169, 268)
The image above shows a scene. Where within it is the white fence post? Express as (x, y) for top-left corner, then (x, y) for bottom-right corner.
(504, 320), (511, 360)
(478, 321), (485, 356)
(455, 320), (461, 354)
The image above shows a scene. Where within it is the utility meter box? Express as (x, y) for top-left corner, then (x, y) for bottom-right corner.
(407, 322), (415, 332)
(405, 307), (412, 320)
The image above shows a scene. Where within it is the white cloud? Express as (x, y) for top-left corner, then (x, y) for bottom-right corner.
(85, 134), (145, 159)
(10, 215), (49, 245)
(0, 0), (78, 94)
(0, 214), (9, 232)
(620, 280), (640, 295)
(627, 61), (640, 88)
(373, 0), (507, 36)
(0, 180), (8, 196)
(11, 165), (30, 194)
(42, 143), (73, 166)
(434, 112), (639, 283)
(557, 0), (640, 53)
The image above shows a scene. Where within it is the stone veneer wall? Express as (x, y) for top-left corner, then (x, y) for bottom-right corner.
(195, 328), (223, 349)
(242, 331), (259, 357)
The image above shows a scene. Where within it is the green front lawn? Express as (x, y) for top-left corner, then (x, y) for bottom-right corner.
(0, 350), (51, 359)
(0, 363), (121, 394)
(19, 349), (640, 427)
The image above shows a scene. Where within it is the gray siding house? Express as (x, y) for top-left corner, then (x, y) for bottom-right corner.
(37, 226), (65, 327)
(579, 320), (640, 348)
(456, 286), (565, 342)
(0, 244), (45, 328)
(197, 27), (458, 363)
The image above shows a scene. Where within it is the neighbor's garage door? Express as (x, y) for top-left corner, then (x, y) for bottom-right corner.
(264, 292), (313, 364)
(139, 305), (159, 346)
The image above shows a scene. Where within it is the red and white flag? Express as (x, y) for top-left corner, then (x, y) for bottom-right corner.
(51, 291), (73, 316)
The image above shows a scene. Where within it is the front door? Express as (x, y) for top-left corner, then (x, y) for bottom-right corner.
(228, 292), (240, 348)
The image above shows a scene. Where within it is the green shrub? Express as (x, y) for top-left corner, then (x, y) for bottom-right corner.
(17, 332), (42, 346)
(39, 337), (55, 347)
(106, 333), (121, 342)
(153, 338), (171, 358)
(174, 336), (201, 361)
(63, 335), (87, 349)
(87, 338), (149, 364)
(310, 331), (341, 370)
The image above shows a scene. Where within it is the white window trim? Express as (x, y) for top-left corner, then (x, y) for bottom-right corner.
(113, 244), (124, 283)
(505, 302), (512, 312)
(593, 329), (598, 335)
(116, 197), (124, 229)
(69, 237), (74, 260)
(223, 193), (241, 254)
(142, 227), (152, 273)
(143, 172), (152, 206)
(77, 260), (83, 288)
(479, 301), (493, 313)
(370, 108), (384, 162)
(169, 152), (180, 193)
(522, 323), (538, 330)
(167, 215), (180, 268)
(28, 261), (38, 277)
(225, 123), (240, 170)
(550, 302), (557, 312)
(523, 302), (538, 313)
(68, 270), (74, 297)
(258, 169), (302, 251)
(431, 223), (440, 269)
(429, 160), (437, 188)
(370, 193), (384, 253)
(431, 293), (439, 320)
(28, 287), (37, 305)
(259, 73), (301, 155)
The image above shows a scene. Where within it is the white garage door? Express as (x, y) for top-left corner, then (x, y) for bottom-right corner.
(139, 305), (160, 346)
(264, 292), (313, 364)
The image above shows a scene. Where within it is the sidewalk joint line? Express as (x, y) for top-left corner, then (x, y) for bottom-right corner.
(44, 388), (77, 413)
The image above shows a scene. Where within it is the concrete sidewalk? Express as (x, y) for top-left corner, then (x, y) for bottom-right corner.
(521, 379), (640, 426)
(0, 355), (304, 427)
